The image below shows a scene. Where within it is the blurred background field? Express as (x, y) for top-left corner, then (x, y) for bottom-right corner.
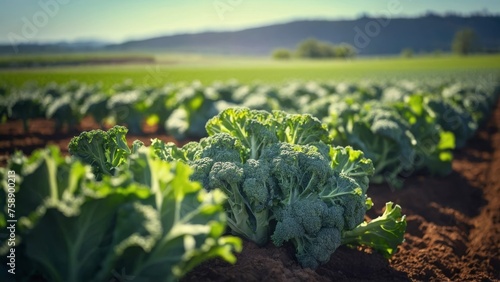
(1, 53), (500, 87)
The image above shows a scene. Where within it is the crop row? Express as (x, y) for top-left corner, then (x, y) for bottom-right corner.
(1, 78), (499, 187)
(1, 109), (406, 281)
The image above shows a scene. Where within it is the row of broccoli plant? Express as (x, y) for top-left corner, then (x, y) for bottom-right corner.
(2, 77), (498, 187)
(0, 80), (259, 137)
(0, 114), (406, 281)
(2, 79), (496, 140)
(320, 80), (499, 187)
(0, 128), (242, 282)
(66, 108), (407, 269)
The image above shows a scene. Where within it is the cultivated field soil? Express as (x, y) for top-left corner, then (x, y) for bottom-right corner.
(1, 101), (499, 281)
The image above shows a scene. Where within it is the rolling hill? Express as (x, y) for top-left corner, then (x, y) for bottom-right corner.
(2, 15), (500, 56)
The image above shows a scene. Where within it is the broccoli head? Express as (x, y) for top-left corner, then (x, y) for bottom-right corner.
(272, 198), (342, 269)
(208, 161), (271, 245)
(264, 141), (375, 269)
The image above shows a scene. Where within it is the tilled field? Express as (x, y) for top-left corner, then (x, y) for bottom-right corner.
(1, 101), (499, 281)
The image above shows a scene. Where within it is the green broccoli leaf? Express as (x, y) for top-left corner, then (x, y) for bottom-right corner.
(342, 202), (407, 258)
(272, 110), (331, 145)
(110, 148), (242, 280)
(68, 126), (131, 180)
(330, 146), (374, 194)
(5, 145), (241, 282)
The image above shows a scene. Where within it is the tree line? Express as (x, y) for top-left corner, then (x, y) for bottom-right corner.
(272, 38), (356, 60)
(275, 27), (488, 60)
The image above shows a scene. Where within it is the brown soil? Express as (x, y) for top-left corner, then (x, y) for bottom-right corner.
(1, 103), (499, 281)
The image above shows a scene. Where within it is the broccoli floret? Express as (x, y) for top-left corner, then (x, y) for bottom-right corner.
(209, 162), (244, 194)
(272, 198), (342, 269)
(242, 159), (274, 210)
(189, 157), (215, 189)
(208, 161), (270, 245)
(271, 205), (304, 246)
(322, 205), (345, 230)
(319, 174), (367, 230)
(181, 141), (204, 160)
(262, 142), (333, 204)
(261, 143), (301, 200)
(297, 145), (332, 194)
(292, 198), (327, 235)
(245, 120), (280, 159)
(199, 133), (243, 163)
(308, 227), (342, 263)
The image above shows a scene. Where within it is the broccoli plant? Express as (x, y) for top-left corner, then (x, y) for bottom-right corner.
(426, 96), (475, 149)
(165, 82), (225, 140)
(45, 94), (82, 133)
(2, 145), (241, 282)
(328, 101), (417, 188)
(393, 95), (455, 176)
(107, 90), (148, 134)
(6, 90), (43, 132)
(80, 93), (109, 129)
(143, 87), (177, 132)
(154, 107), (406, 268)
(68, 125), (131, 180)
(265, 142), (370, 268)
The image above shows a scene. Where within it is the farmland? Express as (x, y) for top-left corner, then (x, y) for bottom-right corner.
(1, 54), (500, 87)
(1, 53), (500, 281)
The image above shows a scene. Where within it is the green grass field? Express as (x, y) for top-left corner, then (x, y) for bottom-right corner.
(1, 53), (500, 88)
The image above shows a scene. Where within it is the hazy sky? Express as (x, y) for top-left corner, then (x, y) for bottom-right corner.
(0, 0), (499, 44)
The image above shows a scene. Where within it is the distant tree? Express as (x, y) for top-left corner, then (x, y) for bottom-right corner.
(296, 38), (330, 58)
(317, 42), (336, 58)
(272, 48), (292, 60)
(295, 38), (355, 59)
(334, 43), (357, 58)
(452, 28), (480, 55)
(400, 48), (414, 58)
